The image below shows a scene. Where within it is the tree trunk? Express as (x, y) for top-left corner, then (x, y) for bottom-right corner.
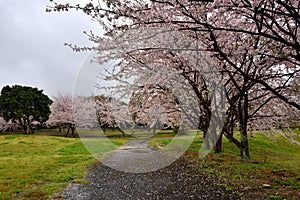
(22, 124), (32, 134)
(65, 128), (70, 137)
(22, 125), (28, 134)
(238, 95), (250, 161)
(71, 127), (75, 136)
(214, 133), (223, 153)
(223, 126), (242, 150)
(240, 125), (250, 161)
(153, 125), (156, 135)
(117, 126), (126, 137)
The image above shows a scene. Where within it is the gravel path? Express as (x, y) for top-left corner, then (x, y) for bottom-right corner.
(55, 140), (241, 199)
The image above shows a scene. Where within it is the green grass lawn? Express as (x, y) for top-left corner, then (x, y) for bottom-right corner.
(150, 131), (300, 172)
(212, 133), (300, 199)
(150, 131), (300, 199)
(1, 129), (299, 199)
(0, 130), (128, 199)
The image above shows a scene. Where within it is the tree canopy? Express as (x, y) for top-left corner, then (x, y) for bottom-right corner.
(0, 85), (52, 134)
(47, 93), (76, 136)
(47, 0), (300, 160)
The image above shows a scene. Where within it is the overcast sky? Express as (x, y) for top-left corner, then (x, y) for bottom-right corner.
(0, 0), (103, 98)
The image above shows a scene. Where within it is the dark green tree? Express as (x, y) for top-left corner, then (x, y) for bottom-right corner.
(0, 85), (52, 134)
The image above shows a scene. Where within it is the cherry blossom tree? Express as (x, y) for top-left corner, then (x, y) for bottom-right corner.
(46, 0), (299, 106)
(47, 93), (76, 136)
(128, 86), (182, 135)
(0, 117), (6, 133)
(47, 0), (300, 160)
(94, 95), (114, 132)
(73, 96), (99, 129)
(94, 95), (128, 135)
(94, 42), (224, 151)
(0, 117), (19, 133)
(248, 91), (300, 145)
(72, 95), (129, 137)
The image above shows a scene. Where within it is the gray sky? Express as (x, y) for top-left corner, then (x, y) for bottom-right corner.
(0, 0), (102, 98)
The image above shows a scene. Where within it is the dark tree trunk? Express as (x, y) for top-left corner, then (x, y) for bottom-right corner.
(223, 127), (242, 149)
(65, 128), (70, 137)
(214, 133), (223, 153)
(238, 95), (250, 161)
(117, 126), (126, 137)
(71, 127), (75, 136)
(101, 125), (107, 134)
(22, 125), (27, 134)
(225, 94), (250, 160)
(21, 124), (32, 134)
(240, 126), (250, 161)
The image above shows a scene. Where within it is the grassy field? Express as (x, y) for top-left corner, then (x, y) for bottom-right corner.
(0, 129), (299, 199)
(0, 129), (128, 199)
(150, 131), (300, 199)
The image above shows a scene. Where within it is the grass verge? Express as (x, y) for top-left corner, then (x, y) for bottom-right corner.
(0, 131), (127, 199)
(150, 131), (300, 199)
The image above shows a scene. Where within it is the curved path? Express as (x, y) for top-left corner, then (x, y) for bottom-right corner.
(55, 140), (241, 199)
